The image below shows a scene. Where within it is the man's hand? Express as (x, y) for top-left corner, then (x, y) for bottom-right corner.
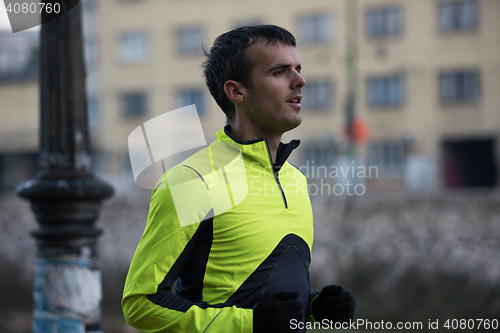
(253, 291), (304, 332)
(311, 285), (355, 323)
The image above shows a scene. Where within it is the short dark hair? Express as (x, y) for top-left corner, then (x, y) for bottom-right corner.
(202, 25), (296, 123)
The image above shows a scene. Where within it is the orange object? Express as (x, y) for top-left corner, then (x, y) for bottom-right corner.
(344, 118), (369, 143)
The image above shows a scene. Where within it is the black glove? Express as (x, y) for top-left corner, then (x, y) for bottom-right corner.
(311, 285), (355, 323)
(253, 290), (304, 332)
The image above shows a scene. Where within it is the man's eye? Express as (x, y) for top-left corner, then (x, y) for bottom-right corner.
(274, 69), (285, 75)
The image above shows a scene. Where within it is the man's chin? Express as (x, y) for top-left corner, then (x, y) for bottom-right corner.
(282, 116), (302, 133)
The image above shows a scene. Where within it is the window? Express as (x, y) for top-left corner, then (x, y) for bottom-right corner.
(440, 70), (480, 104)
(122, 92), (148, 117)
(84, 36), (98, 68)
(177, 26), (204, 55)
(177, 88), (206, 116)
(366, 6), (402, 38)
(367, 74), (405, 107)
(368, 141), (406, 177)
(82, 0), (96, 11)
(298, 14), (334, 44)
(301, 140), (337, 171)
(302, 80), (334, 111)
(123, 151), (133, 173)
(118, 31), (149, 64)
(439, 0), (478, 32)
(87, 97), (99, 128)
(0, 50), (24, 74)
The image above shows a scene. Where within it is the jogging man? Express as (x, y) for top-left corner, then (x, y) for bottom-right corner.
(122, 25), (355, 332)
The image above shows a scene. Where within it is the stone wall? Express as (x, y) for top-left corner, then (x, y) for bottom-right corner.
(1, 185), (499, 331)
(310, 190), (500, 322)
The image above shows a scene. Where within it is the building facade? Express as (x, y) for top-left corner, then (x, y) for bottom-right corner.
(94, 0), (499, 189)
(1, 0), (498, 190)
(0, 30), (39, 189)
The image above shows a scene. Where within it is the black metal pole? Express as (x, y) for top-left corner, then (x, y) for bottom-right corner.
(16, 2), (113, 333)
(343, 0), (358, 216)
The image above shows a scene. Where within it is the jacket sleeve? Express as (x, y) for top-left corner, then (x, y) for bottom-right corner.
(121, 167), (253, 333)
(308, 288), (320, 322)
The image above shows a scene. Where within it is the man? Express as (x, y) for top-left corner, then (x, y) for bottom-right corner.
(122, 25), (355, 332)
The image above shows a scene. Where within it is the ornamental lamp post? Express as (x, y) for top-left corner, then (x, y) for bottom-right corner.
(16, 2), (113, 333)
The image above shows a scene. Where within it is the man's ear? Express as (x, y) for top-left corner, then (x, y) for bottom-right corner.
(223, 80), (245, 104)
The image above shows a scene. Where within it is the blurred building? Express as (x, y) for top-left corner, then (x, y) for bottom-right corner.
(95, 0), (499, 190)
(81, 0), (100, 141)
(1, 0), (498, 190)
(357, 0), (499, 190)
(0, 30), (39, 189)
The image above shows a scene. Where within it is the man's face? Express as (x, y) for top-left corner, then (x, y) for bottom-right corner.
(240, 41), (306, 135)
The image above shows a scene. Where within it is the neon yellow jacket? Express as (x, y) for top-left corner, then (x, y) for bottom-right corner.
(122, 126), (314, 332)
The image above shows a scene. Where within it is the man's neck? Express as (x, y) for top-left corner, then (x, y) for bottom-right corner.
(227, 121), (282, 164)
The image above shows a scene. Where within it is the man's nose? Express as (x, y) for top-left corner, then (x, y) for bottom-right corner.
(292, 72), (306, 89)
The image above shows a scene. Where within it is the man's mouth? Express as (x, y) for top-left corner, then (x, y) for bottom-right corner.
(287, 96), (302, 104)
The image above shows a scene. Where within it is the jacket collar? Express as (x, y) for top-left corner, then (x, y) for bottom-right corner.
(215, 125), (300, 171)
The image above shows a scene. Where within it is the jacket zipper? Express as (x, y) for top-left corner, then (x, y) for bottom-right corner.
(264, 141), (288, 209)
